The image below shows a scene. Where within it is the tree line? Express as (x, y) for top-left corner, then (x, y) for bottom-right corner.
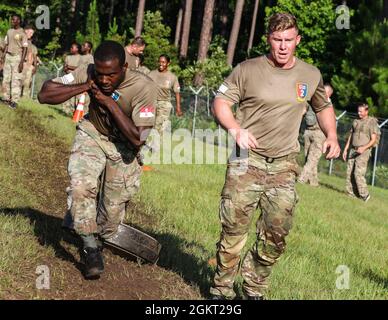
(0, 0), (387, 117)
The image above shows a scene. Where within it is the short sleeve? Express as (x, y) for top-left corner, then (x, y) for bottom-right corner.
(310, 76), (331, 113)
(215, 64), (243, 104)
(52, 65), (88, 85)
(131, 83), (158, 127)
(370, 118), (380, 135)
(172, 74), (180, 93)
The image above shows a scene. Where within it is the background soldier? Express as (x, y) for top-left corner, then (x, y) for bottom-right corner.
(38, 41), (157, 279)
(124, 36), (146, 71)
(81, 41), (94, 66)
(0, 14), (28, 109)
(62, 42), (82, 115)
(210, 13), (340, 300)
(22, 25), (38, 98)
(298, 84), (334, 186)
(148, 54), (183, 137)
(343, 103), (380, 202)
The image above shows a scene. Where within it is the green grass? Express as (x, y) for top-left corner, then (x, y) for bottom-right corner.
(0, 98), (387, 299)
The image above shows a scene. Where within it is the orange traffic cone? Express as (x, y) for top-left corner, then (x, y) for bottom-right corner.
(72, 93), (86, 122)
(142, 165), (153, 172)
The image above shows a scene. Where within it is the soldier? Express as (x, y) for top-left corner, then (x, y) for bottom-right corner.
(124, 36), (146, 71)
(81, 41), (94, 66)
(342, 103), (379, 202)
(62, 42), (82, 115)
(64, 42), (82, 74)
(298, 84), (334, 186)
(38, 41), (157, 279)
(210, 13), (340, 300)
(0, 14), (28, 109)
(22, 25), (38, 98)
(148, 54), (183, 136)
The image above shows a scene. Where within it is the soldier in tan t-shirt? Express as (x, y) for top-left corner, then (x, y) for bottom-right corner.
(343, 103), (379, 202)
(64, 42), (82, 74)
(38, 41), (157, 279)
(80, 41), (94, 66)
(210, 13), (340, 301)
(0, 14), (28, 107)
(124, 36), (146, 71)
(22, 25), (38, 98)
(148, 54), (183, 135)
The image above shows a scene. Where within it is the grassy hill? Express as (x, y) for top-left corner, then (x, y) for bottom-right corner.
(0, 98), (387, 299)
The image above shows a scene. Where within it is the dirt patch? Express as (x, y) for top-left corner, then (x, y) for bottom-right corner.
(1, 106), (201, 300)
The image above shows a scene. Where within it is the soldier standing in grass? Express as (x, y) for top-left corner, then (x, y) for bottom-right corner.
(0, 14), (28, 109)
(342, 103), (380, 202)
(298, 84), (334, 186)
(38, 41), (157, 279)
(148, 54), (183, 136)
(210, 13), (340, 300)
(124, 36), (146, 71)
(62, 42), (82, 116)
(21, 25), (38, 98)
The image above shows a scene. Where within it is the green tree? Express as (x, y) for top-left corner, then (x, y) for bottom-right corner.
(180, 36), (231, 89)
(76, 0), (102, 48)
(105, 17), (127, 45)
(332, 1), (388, 116)
(140, 10), (178, 70)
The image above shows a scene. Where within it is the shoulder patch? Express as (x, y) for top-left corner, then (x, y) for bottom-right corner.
(111, 90), (121, 102)
(218, 84), (228, 94)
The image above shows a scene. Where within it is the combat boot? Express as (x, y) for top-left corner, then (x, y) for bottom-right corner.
(247, 295), (264, 300)
(83, 247), (104, 279)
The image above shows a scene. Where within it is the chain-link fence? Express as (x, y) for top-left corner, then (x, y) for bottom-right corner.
(30, 73), (388, 189)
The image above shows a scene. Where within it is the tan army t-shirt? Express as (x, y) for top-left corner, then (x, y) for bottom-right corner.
(125, 50), (139, 71)
(350, 117), (379, 147)
(216, 56), (331, 158)
(54, 65), (158, 141)
(65, 54), (81, 70)
(80, 53), (94, 66)
(148, 70), (180, 102)
(5, 28), (28, 55)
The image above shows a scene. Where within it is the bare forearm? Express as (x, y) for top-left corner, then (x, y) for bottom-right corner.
(213, 98), (240, 130)
(363, 134), (377, 150)
(38, 80), (90, 104)
(175, 93), (181, 111)
(316, 106), (337, 139)
(20, 48), (27, 65)
(344, 135), (351, 151)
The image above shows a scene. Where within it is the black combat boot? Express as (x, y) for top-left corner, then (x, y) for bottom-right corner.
(83, 247), (104, 279)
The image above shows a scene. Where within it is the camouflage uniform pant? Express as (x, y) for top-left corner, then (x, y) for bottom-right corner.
(22, 63), (34, 98)
(298, 128), (325, 186)
(346, 148), (371, 199)
(210, 152), (300, 299)
(154, 100), (173, 135)
(2, 54), (23, 102)
(66, 120), (141, 239)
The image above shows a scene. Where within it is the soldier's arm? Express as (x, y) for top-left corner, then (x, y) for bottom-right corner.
(213, 97), (258, 150)
(175, 92), (183, 116)
(38, 80), (91, 105)
(342, 134), (352, 161)
(316, 106), (340, 159)
(1, 45), (7, 62)
(90, 83), (147, 148)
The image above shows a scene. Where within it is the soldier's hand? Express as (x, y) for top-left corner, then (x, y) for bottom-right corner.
(323, 137), (341, 159)
(356, 146), (366, 154)
(231, 128), (258, 150)
(90, 83), (113, 107)
(176, 109), (183, 117)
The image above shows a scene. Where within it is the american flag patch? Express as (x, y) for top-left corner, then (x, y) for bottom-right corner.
(139, 106), (155, 118)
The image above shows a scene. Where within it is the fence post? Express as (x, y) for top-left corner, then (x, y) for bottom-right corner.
(189, 86), (203, 137)
(329, 110), (347, 175)
(49, 61), (63, 78)
(371, 119), (388, 187)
